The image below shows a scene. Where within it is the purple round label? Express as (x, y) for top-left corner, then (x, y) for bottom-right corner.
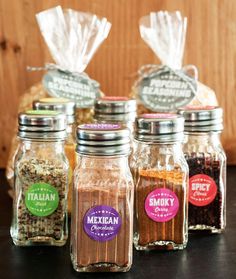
(83, 205), (122, 242)
(83, 123), (121, 130)
(145, 188), (179, 222)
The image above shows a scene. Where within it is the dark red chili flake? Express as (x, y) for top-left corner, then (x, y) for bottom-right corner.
(185, 153), (223, 230)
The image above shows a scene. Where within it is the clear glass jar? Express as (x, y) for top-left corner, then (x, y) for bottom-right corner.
(130, 114), (189, 250)
(10, 110), (69, 246)
(71, 124), (134, 272)
(180, 106), (226, 233)
(33, 97), (76, 214)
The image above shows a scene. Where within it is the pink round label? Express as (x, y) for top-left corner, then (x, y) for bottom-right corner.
(101, 96), (129, 101)
(145, 188), (179, 222)
(189, 174), (217, 206)
(83, 123), (121, 130)
(142, 113), (176, 119)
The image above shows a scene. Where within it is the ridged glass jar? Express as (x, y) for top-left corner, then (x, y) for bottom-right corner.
(11, 110), (69, 246)
(130, 114), (189, 251)
(71, 124), (134, 272)
(179, 106), (226, 233)
(33, 97), (76, 214)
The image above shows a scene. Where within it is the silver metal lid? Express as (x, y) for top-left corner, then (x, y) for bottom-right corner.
(76, 123), (130, 156)
(33, 97), (76, 124)
(135, 113), (184, 142)
(95, 97), (137, 114)
(178, 106), (223, 132)
(18, 110), (67, 140)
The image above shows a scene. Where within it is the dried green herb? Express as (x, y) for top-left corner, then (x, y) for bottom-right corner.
(13, 158), (68, 243)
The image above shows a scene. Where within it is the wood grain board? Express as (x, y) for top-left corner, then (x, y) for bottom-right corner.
(0, 0), (236, 167)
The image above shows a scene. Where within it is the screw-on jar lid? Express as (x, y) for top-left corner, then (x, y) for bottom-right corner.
(95, 97), (137, 114)
(135, 113), (184, 142)
(178, 106), (223, 132)
(18, 110), (67, 140)
(76, 123), (130, 156)
(33, 97), (76, 124)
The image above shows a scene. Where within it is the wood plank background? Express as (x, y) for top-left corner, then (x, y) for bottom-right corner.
(0, 0), (236, 167)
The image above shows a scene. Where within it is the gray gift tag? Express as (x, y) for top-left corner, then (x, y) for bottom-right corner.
(43, 70), (101, 108)
(137, 66), (197, 112)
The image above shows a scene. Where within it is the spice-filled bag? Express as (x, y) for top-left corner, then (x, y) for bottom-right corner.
(132, 11), (218, 114)
(6, 6), (111, 189)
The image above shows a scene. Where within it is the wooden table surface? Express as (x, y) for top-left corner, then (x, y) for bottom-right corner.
(0, 168), (235, 279)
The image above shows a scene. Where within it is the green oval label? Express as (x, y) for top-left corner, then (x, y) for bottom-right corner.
(25, 183), (59, 217)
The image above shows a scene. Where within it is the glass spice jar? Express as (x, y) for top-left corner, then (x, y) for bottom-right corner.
(94, 97), (136, 133)
(179, 106), (226, 233)
(130, 113), (189, 250)
(33, 97), (76, 214)
(71, 123), (134, 272)
(11, 110), (69, 246)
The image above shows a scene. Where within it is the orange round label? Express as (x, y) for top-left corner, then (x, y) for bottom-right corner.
(189, 174), (217, 206)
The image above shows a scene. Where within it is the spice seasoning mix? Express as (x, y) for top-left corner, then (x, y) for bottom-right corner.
(131, 114), (188, 250)
(11, 110), (69, 246)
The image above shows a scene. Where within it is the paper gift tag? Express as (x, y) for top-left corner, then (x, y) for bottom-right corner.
(43, 69), (101, 108)
(137, 66), (197, 112)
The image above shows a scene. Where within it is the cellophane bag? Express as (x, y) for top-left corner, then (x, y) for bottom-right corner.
(6, 6), (111, 190)
(131, 11), (218, 114)
(36, 6), (111, 123)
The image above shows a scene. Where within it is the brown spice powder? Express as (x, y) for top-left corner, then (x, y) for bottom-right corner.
(136, 169), (186, 248)
(71, 179), (133, 270)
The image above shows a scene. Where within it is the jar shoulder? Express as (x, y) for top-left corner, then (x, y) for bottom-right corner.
(15, 143), (69, 171)
(183, 140), (226, 161)
(130, 144), (188, 173)
(73, 163), (134, 190)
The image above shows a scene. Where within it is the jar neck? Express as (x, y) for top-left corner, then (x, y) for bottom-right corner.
(184, 132), (221, 145)
(134, 140), (184, 160)
(135, 140), (183, 150)
(77, 154), (130, 169)
(131, 140), (186, 171)
(19, 138), (65, 153)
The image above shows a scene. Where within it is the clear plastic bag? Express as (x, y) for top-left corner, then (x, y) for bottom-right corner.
(36, 6), (111, 74)
(132, 11), (218, 113)
(6, 6), (111, 190)
(140, 11), (187, 70)
(36, 6), (111, 114)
